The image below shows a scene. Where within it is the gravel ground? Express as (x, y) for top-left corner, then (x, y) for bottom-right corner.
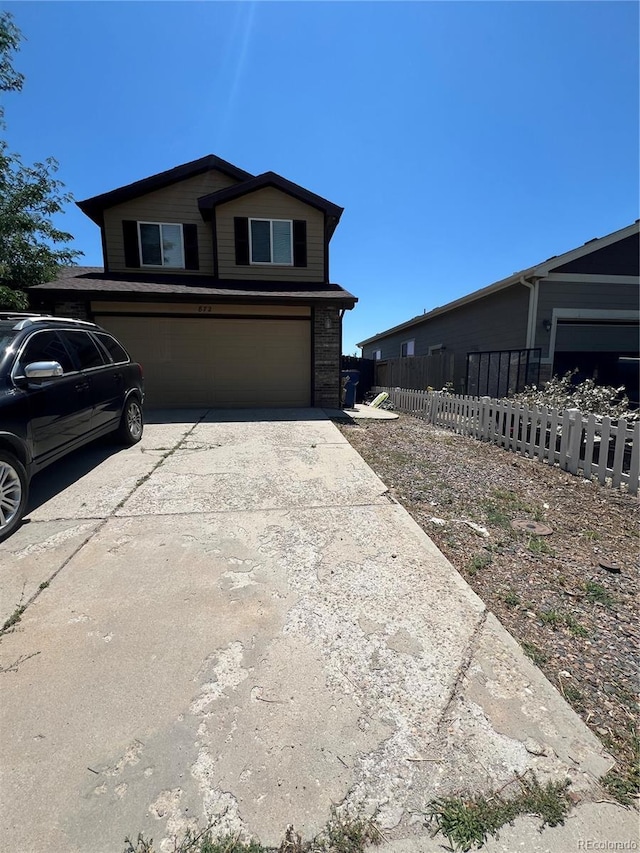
(338, 413), (639, 804)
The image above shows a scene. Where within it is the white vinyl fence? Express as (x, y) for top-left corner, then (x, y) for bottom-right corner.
(373, 387), (640, 496)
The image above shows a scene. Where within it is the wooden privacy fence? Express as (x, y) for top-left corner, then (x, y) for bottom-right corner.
(375, 353), (454, 391)
(373, 386), (640, 496)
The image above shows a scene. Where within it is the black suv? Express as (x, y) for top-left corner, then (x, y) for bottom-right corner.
(0, 313), (144, 542)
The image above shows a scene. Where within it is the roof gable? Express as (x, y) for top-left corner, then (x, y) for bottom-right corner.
(198, 171), (343, 236)
(547, 232), (639, 276)
(77, 155), (253, 225)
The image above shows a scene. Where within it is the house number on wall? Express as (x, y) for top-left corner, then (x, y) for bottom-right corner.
(197, 306), (213, 313)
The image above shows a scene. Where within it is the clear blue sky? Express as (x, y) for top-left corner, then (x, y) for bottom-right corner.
(3, 1), (638, 354)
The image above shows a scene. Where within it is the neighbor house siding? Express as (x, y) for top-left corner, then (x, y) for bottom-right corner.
(534, 279), (640, 355)
(362, 285), (529, 389)
(216, 187), (325, 281)
(103, 172), (239, 274)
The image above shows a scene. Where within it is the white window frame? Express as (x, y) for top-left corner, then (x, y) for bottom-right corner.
(373, 349), (382, 360)
(401, 339), (415, 357)
(138, 222), (185, 269)
(428, 344), (444, 355)
(249, 218), (293, 266)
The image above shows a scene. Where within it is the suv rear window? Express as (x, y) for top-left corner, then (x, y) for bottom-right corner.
(94, 332), (129, 364)
(61, 330), (106, 370)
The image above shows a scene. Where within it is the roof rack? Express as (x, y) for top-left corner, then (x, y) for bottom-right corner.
(0, 313), (97, 331)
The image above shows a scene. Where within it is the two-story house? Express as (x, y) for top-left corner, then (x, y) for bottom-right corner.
(30, 155), (356, 409)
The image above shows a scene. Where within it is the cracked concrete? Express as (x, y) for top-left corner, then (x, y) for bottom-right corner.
(0, 409), (634, 853)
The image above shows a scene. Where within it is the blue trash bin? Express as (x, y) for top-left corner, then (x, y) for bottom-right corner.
(341, 370), (360, 408)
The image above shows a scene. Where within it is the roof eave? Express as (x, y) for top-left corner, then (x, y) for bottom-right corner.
(77, 155), (254, 225)
(198, 172), (344, 223)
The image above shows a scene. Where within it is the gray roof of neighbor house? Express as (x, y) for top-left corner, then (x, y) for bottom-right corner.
(357, 221), (639, 347)
(29, 267), (358, 307)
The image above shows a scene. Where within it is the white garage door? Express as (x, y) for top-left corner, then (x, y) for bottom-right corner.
(99, 315), (311, 408)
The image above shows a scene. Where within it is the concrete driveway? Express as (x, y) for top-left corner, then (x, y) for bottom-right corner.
(0, 410), (634, 853)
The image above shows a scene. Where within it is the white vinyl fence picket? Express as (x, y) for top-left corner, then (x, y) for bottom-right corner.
(372, 386), (639, 496)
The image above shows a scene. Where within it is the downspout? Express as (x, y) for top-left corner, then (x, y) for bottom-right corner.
(519, 275), (539, 349)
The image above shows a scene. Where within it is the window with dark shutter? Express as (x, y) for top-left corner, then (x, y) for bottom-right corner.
(234, 217), (250, 265)
(122, 220), (140, 268)
(293, 220), (307, 268)
(183, 224), (199, 270)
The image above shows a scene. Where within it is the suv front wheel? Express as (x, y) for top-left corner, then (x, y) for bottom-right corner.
(0, 451), (28, 543)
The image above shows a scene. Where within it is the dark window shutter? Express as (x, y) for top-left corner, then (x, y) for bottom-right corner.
(293, 220), (307, 267)
(122, 220), (140, 268)
(183, 224), (199, 270)
(234, 217), (250, 265)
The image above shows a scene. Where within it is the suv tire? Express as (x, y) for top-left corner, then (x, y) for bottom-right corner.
(117, 396), (143, 446)
(0, 451), (28, 543)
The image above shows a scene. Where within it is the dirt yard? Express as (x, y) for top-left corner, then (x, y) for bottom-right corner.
(338, 413), (639, 804)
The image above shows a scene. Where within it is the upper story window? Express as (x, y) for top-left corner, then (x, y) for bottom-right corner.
(401, 339), (415, 357)
(373, 349), (382, 360)
(139, 222), (184, 268)
(249, 219), (293, 265)
(234, 217), (307, 267)
(122, 220), (199, 271)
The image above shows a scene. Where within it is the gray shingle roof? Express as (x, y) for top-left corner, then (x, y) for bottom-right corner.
(30, 267), (357, 305)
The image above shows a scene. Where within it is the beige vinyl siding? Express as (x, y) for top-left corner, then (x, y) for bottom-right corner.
(216, 187), (325, 281)
(99, 314), (311, 408)
(91, 301), (310, 317)
(103, 172), (239, 274)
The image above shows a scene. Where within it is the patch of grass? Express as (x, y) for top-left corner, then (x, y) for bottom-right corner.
(527, 536), (554, 556)
(467, 552), (492, 576)
(539, 610), (588, 637)
(501, 588), (521, 607)
(562, 683), (583, 704)
(482, 502), (511, 527)
(522, 641), (548, 667)
(584, 581), (614, 608)
(123, 809), (381, 853)
(490, 488), (533, 514)
(563, 614), (589, 638)
(2, 605), (26, 632)
(539, 609), (563, 628)
(583, 530), (600, 541)
(425, 774), (571, 851)
(600, 730), (640, 806)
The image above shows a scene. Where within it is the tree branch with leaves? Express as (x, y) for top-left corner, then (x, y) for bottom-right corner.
(0, 11), (81, 310)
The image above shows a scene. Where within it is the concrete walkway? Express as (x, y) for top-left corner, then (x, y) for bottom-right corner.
(0, 410), (635, 853)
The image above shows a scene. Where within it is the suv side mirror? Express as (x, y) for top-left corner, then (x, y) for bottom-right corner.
(24, 361), (64, 380)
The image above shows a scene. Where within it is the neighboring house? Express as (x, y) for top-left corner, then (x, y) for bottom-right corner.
(358, 222), (639, 400)
(30, 155), (356, 408)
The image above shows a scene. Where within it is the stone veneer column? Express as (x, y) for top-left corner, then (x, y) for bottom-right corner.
(313, 305), (342, 408)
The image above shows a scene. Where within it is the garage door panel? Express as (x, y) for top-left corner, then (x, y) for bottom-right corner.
(98, 315), (310, 408)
